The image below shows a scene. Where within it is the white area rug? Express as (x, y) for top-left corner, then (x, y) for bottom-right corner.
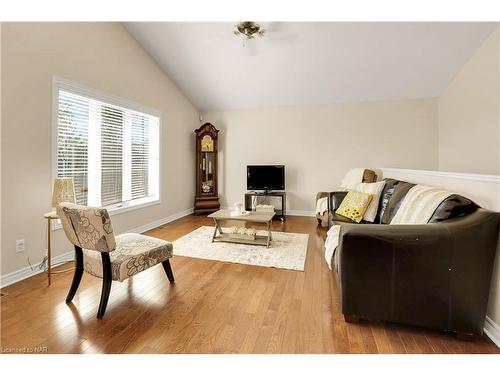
(172, 226), (309, 271)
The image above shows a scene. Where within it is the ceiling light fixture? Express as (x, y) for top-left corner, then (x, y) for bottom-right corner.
(233, 21), (266, 40)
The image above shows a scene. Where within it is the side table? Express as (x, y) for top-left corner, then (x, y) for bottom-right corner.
(44, 211), (74, 286)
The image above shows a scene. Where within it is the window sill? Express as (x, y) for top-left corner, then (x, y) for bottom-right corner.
(51, 196), (160, 231)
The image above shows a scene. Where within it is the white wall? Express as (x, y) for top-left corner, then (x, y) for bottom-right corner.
(437, 25), (500, 330)
(1, 23), (199, 277)
(203, 98), (438, 213)
(438, 26), (500, 175)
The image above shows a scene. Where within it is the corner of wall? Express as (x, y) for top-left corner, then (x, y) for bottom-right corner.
(437, 25), (500, 175)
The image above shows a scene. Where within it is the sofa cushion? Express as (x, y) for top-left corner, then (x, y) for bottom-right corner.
(329, 191), (348, 212)
(374, 178), (400, 223)
(83, 233), (173, 282)
(428, 194), (478, 223)
(381, 181), (415, 224)
(353, 181), (386, 222)
(331, 213), (358, 224)
(336, 190), (373, 223)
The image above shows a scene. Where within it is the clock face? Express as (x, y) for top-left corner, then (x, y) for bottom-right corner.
(201, 135), (214, 152)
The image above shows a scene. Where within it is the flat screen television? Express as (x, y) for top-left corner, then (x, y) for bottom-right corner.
(247, 165), (285, 191)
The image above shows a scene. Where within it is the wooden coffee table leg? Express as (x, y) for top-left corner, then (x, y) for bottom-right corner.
(212, 218), (219, 242)
(266, 220), (272, 248)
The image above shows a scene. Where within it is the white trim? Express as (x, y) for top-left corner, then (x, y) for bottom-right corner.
(126, 208), (194, 234)
(51, 75), (163, 192)
(287, 210), (315, 217)
(0, 251), (74, 288)
(0, 208), (193, 288)
(2, 205), (499, 348)
(380, 168), (500, 184)
(51, 196), (161, 231)
(52, 76), (161, 118)
(106, 196), (161, 216)
(484, 316), (500, 348)
(51, 76), (163, 219)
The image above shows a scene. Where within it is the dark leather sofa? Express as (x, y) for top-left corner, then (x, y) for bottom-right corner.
(327, 178), (500, 338)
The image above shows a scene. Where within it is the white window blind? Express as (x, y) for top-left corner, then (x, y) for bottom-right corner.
(131, 114), (150, 200)
(56, 86), (160, 211)
(100, 106), (123, 207)
(58, 91), (90, 206)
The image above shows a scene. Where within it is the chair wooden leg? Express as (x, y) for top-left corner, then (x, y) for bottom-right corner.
(162, 259), (175, 284)
(96, 252), (112, 319)
(66, 245), (84, 303)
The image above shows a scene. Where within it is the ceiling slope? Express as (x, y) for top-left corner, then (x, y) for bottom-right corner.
(124, 22), (497, 111)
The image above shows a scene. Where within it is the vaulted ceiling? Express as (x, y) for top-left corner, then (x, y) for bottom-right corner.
(124, 22), (497, 112)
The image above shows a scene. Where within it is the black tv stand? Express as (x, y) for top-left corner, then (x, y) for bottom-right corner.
(244, 191), (286, 221)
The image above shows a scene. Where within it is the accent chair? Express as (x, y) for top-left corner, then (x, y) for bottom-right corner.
(57, 202), (175, 319)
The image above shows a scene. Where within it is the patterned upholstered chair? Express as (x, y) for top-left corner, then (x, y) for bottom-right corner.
(57, 203), (174, 319)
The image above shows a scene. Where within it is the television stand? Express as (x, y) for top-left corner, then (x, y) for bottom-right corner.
(244, 191), (286, 221)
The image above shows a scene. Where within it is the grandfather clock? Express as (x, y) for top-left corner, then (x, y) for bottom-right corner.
(194, 123), (220, 215)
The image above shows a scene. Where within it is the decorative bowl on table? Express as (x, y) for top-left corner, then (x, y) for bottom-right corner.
(230, 210), (249, 216)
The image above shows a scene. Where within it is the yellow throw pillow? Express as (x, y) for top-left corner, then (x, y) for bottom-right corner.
(336, 190), (373, 223)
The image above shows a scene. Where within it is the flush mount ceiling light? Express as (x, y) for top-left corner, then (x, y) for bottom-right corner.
(233, 21), (266, 39)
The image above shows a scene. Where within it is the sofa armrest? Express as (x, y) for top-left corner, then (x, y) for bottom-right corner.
(329, 191), (348, 212)
(338, 222), (451, 326)
(316, 191), (329, 202)
(336, 209), (499, 335)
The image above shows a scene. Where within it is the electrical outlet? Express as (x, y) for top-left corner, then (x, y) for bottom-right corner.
(16, 239), (25, 253)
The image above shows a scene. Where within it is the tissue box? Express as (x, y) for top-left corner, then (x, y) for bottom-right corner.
(256, 204), (275, 213)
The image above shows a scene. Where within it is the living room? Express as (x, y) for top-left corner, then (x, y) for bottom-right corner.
(1, 0), (500, 372)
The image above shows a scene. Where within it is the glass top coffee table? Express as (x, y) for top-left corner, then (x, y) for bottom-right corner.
(207, 209), (275, 248)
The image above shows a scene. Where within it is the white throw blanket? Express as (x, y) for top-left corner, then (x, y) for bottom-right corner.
(316, 168), (366, 216)
(340, 168), (365, 190)
(324, 184), (455, 269)
(324, 225), (341, 268)
(316, 197), (328, 215)
(390, 185), (454, 224)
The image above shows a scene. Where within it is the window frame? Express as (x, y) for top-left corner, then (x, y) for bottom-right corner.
(52, 76), (162, 227)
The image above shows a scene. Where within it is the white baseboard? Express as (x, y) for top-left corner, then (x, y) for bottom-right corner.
(286, 210), (315, 217)
(3, 203), (498, 349)
(484, 316), (500, 348)
(0, 208), (194, 289)
(0, 251), (74, 288)
(126, 207), (194, 234)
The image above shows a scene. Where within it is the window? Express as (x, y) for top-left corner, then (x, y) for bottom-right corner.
(54, 79), (160, 213)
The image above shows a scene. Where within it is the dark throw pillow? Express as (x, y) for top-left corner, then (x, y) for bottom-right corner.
(428, 194), (478, 223)
(381, 181), (415, 224)
(374, 178), (399, 223)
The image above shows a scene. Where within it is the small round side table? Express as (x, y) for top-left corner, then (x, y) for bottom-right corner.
(44, 211), (74, 286)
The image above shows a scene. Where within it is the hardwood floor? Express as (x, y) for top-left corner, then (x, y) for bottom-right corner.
(1, 214), (498, 354)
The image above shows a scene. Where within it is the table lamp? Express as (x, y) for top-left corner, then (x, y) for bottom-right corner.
(51, 177), (76, 214)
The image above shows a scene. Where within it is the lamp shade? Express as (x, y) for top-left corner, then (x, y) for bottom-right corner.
(51, 177), (76, 208)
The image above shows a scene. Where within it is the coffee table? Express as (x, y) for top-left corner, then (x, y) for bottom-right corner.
(207, 209), (275, 248)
